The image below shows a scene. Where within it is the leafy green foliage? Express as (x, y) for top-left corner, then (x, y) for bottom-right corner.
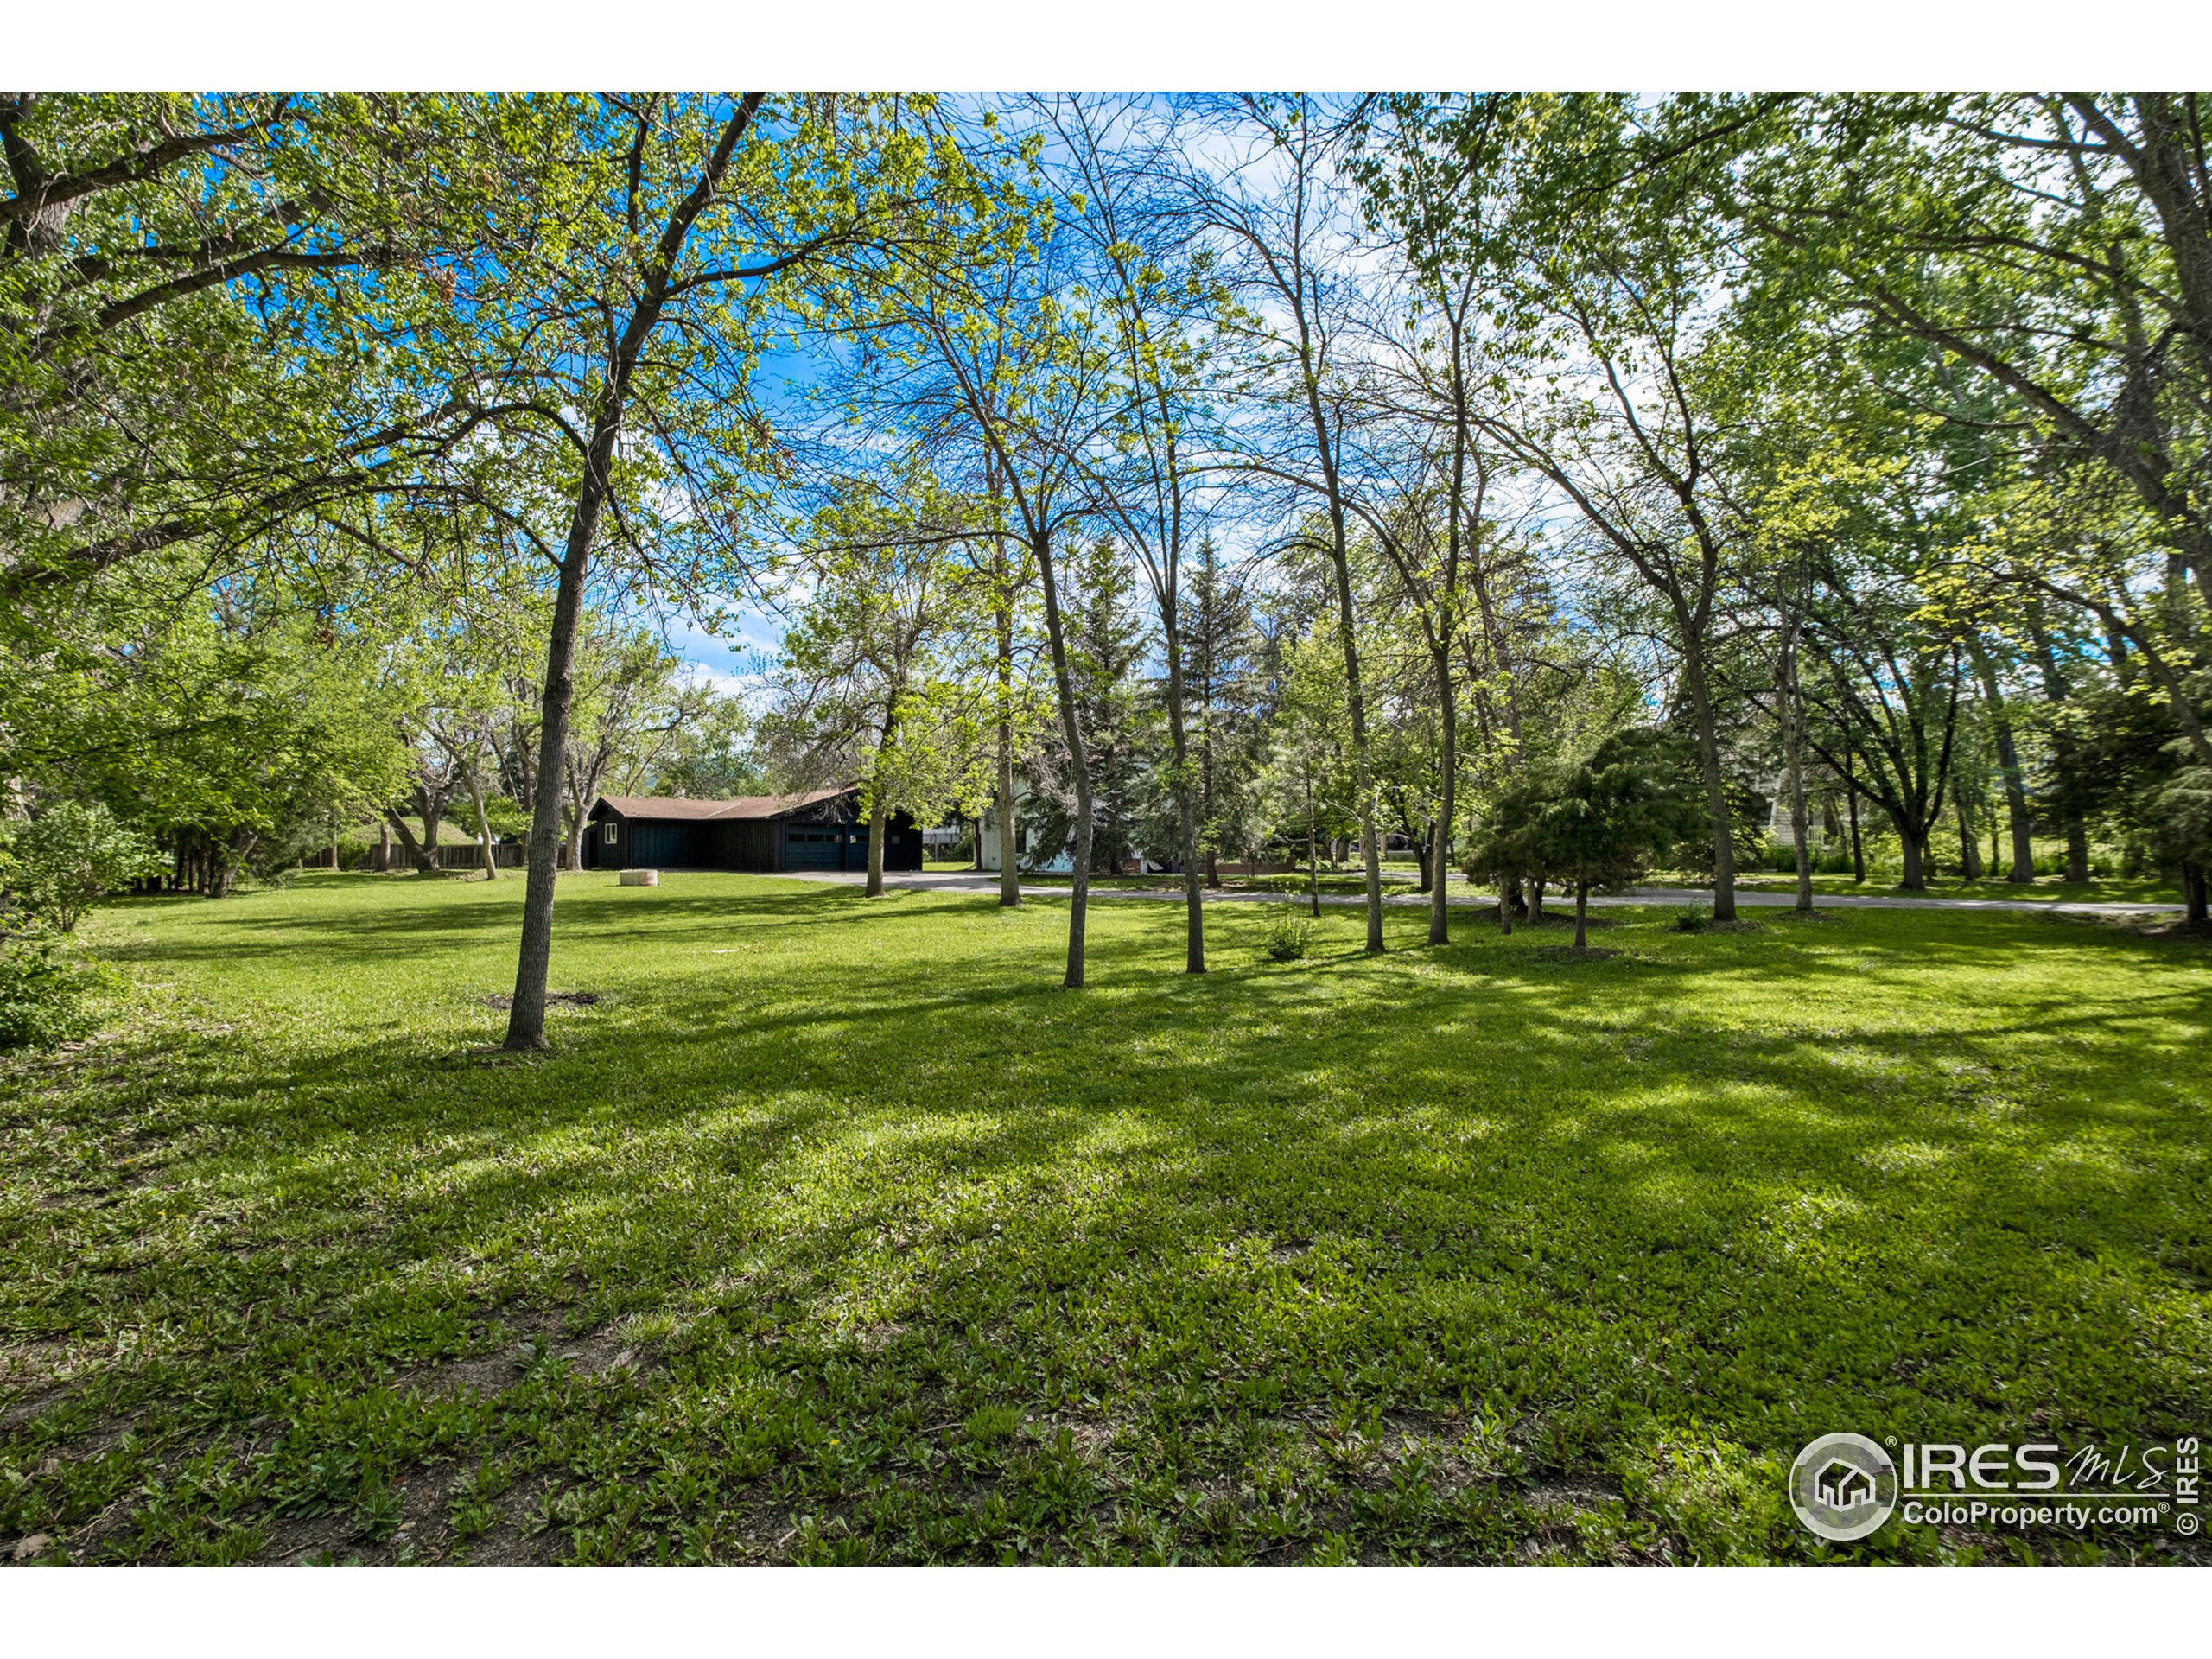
(1, 804), (162, 931)
(1260, 913), (1316, 962)
(1465, 730), (1707, 906)
(0, 927), (111, 1049)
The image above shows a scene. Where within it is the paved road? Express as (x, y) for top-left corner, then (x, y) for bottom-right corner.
(780, 869), (2182, 918)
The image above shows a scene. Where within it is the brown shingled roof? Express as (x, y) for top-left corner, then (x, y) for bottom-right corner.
(594, 789), (850, 822)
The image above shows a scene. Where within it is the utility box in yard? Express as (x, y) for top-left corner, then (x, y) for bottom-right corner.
(619, 868), (659, 887)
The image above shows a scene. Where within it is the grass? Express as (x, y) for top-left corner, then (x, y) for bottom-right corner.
(1708, 871), (2183, 906)
(2, 872), (2208, 1565)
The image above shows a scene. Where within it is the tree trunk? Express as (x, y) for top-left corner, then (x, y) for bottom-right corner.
(387, 807), (435, 875)
(1967, 639), (2036, 882)
(1782, 666), (1813, 912)
(1955, 791), (1982, 882)
(865, 702), (899, 899)
(1325, 542), (1385, 954)
(378, 820), (392, 873)
(1159, 609), (1205, 974)
(994, 535), (1021, 909)
(1778, 623), (1814, 915)
(416, 791), (443, 875)
(1034, 527), (1092, 989)
(1898, 825), (1925, 891)
(2184, 860), (2209, 925)
(505, 94), (763, 1052)
(1844, 763), (1866, 882)
(2027, 610), (2092, 882)
(1498, 874), (1514, 936)
(1573, 881), (1588, 949)
(1529, 877), (1545, 925)
(468, 766), (499, 882)
(560, 798), (588, 873)
(1306, 785), (1321, 918)
(1680, 638), (1738, 921)
(866, 790), (889, 898)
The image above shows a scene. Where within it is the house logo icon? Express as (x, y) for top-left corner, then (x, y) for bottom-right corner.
(1789, 1433), (1898, 1542)
(1815, 1458), (1874, 1510)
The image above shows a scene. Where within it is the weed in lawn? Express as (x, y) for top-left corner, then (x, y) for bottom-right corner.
(1261, 915), (1318, 963)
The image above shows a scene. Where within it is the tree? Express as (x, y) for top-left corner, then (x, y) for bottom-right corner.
(1726, 94), (2212, 777)
(0, 93), (523, 601)
(494, 94), (956, 1049)
(3, 583), (410, 897)
(1460, 95), (1755, 921)
(1185, 536), (1268, 883)
(1193, 93), (1391, 953)
(1351, 92), (1525, 942)
(1264, 622), (1359, 918)
(821, 130), (1118, 986)
(765, 474), (981, 895)
(1024, 537), (1159, 874)
(556, 625), (717, 872)
(1036, 92), (1227, 969)
(1465, 728), (1706, 948)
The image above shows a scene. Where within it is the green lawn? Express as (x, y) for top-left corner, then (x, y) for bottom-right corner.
(3, 873), (2207, 1564)
(1647, 871), (2185, 906)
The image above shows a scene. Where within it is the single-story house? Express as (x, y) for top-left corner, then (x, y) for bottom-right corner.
(970, 795), (1179, 875)
(584, 788), (923, 874)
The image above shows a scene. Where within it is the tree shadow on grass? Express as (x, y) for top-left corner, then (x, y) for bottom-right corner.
(11, 883), (2209, 1561)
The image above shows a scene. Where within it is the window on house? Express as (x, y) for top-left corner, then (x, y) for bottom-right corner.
(603, 823), (618, 844)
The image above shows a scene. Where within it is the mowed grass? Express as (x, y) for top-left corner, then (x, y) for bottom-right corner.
(2, 873), (2208, 1565)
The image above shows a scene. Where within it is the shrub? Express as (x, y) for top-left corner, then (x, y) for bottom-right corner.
(1262, 913), (1317, 962)
(2, 803), (164, 931)
(0, 927), (111, 1049)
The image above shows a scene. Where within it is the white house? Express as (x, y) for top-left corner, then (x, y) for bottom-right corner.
(1763, 774), (1830, 849)
(974, 796), (1075, 874)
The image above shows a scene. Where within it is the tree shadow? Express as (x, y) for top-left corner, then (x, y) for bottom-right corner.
(10, 880), (2209, 1561)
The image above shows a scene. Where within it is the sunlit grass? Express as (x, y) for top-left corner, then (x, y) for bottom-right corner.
(2, 872), (2206, 1563)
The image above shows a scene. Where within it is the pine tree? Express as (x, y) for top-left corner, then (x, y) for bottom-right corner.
(1185, 537), (1268, 883)
(1024, 537), (1159, 874)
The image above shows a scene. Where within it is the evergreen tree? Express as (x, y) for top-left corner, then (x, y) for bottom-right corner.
(1025, 537), (1159, 874)
(1185, 537), (1268, 883)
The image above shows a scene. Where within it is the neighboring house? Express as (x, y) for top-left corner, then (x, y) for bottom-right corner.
(974, 798), (1073, 874)
(969, 793), (1179, 875)
(584, 789), (923, 875)
(1761, 773), (1831, 848)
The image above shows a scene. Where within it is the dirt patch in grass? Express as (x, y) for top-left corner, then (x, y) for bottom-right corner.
(479, 991), (601, 1009)
(2140, 917), (2212, 942)
(1520, 911), (1617, 931)
(0, 1339), (77, 1430)
(1530, 945), (1620, 963)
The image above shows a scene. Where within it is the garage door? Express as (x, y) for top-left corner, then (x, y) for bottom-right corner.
(781, 828), (843, 869)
